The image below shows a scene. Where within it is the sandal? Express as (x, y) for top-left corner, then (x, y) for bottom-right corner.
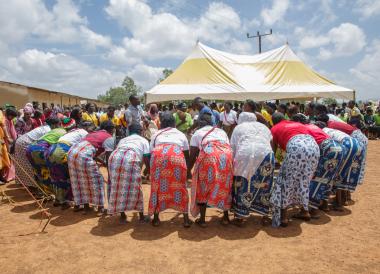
(293, 213), (311, 221)
(195, 218), (207, 228)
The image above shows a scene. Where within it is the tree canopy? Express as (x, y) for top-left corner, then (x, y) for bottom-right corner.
(97, 76), (142, 105)
(157, 68), (173, 83)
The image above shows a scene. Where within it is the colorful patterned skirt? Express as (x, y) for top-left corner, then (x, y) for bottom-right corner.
(351, 130), (368, 185)
(26, 140), (52, 194)
(108, 148), (143, 215)
(46, 142), (72, 203)
(14, 138), (35, 187)
(68, 141), (105, 206)
(309, 139), (344, 209)
(333, 137), (363, 191)
(191, 141), (233, 217)
(232, 152), (275, 217)
(148, 144), (189, 215)
(270, 135), (320, 227)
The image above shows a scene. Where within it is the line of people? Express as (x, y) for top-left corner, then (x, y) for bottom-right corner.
(11, 98), (368, 229)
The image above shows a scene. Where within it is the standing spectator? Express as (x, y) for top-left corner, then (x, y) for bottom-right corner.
(100, 105), (120, 127)
(191, 97), (216, 128)
(124, 95), (146, 129)
(364, 107), (376, 139)
(82, 103), (99, 127)
(219, 102), (237, 138)
(15, 105), (35, 136)
(173, 103), (193, 134)
(347, 100), (363, 129)
(210, 102), (221, 125)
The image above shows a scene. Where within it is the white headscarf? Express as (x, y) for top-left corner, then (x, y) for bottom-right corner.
(237, 112), (257, 124)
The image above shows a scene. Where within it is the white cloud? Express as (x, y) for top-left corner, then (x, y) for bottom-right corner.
(354, 0), (380, 18)
(0, 0), (111, 50)
(260, 0), (289, 26)
(3, 49), (124, 98)
(319, 23), (366, 60)
(105, 0), (242, 62)
(297, 23), (366, 60)
(350, 39), (380, 82)
(128, 64), (165, 90)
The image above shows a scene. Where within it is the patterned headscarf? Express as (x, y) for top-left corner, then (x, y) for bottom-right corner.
(61, 118), (76, 130)
(23, 105), (34, 114)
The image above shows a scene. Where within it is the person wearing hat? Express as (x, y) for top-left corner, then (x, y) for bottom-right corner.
(68, 121), (116, 213)
(26, 118), (71, 196)
(173, 102), (193, 134)
(108, 124), (150, 223)
(46, 118), (89, 209)
(15, 104), (36, 136)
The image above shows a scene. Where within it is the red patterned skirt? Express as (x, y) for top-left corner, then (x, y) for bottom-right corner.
(148, 144), (189, 215)
(191, 141), (233, 217)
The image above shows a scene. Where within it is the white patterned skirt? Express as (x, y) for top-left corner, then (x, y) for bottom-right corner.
(270, 134), (320, 227)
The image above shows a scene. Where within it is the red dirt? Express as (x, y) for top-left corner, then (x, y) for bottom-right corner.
(1, 141), (379, 273)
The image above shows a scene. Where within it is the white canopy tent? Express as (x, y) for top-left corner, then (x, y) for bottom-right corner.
(145, 42), (354, 103)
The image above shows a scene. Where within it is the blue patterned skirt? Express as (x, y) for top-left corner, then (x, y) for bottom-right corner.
(309, 139), (344, 209)
(26, 140), (52, 193)
(232, 152), (275, 217)
(351, 130), (368, 185)
(333, 137), (363, 191)
(46, 142), (72, 203)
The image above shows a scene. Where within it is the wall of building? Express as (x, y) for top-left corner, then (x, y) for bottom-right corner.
(0, 81), (107, 109)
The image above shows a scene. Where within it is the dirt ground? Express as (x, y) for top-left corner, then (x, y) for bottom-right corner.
(1, 141), (379, 274)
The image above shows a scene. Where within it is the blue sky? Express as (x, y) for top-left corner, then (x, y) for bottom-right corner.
(0, 0), (379, 100)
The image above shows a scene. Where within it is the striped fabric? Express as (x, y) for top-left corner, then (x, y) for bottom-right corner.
(68, 141), (105, 206)
(107, 148), (143, 215)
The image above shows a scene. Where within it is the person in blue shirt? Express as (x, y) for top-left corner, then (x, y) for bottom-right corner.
(193, 97), (216, 126)
(210, 102), (220, 125)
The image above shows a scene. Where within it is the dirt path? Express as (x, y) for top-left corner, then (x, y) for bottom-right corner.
(1, 141), (379, 274)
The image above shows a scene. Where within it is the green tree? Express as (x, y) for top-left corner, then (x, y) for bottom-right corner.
(98, 76), (142, 105)
(157, 68), (173, 83)
(122, 76), (142, 96)
(322, 98), (338, 106)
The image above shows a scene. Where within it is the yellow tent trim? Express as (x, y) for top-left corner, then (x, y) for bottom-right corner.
(248, 61), (335, 86)
(161, 58), (238, 85)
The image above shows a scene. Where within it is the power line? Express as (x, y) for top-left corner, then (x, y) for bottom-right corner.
(247, 29), (273, 53)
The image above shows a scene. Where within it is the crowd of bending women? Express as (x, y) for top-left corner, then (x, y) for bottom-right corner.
(12, 98), (368, 228)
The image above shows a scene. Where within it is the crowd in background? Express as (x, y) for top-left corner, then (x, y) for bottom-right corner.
(0, 96), (378, 228)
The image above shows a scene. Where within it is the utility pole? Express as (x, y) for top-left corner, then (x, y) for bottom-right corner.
(247, 29), (273, 53)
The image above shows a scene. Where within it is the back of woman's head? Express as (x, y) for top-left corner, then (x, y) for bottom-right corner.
(160, 111), (176, 128)
(245, 100), (257, 112)
(291, 113), (309, 124)
(5, 107), (18, 118)
(316, 113), (329, 123)
(314, 121), (327, 129)
(100, 120), (115, 133)
(46, 117), (61, 128)
(198, 113), (213, 128)
(272, 112), (285, 125)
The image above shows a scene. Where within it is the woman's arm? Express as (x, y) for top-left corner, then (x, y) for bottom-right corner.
(188, 146), (200, 178)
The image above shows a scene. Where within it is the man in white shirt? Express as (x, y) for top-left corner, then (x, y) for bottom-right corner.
(219, 102), (237, 138)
